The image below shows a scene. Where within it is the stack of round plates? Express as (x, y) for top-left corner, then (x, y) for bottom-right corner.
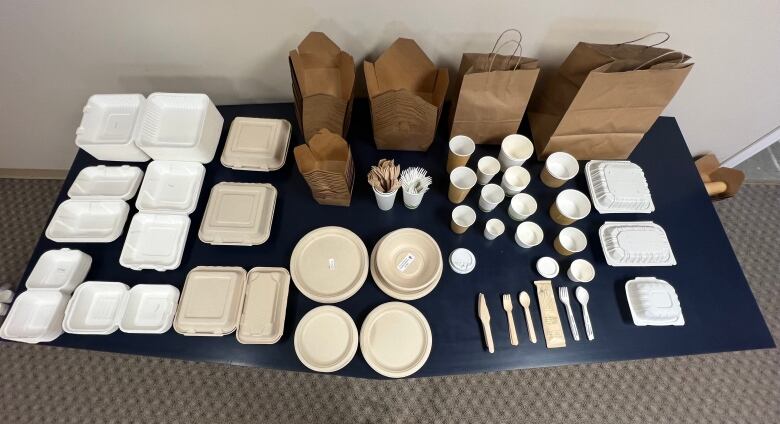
(370, 228), (442, 301)
(291, 227), (368, 303)
(360, 302), (432, 378)
(295, 306), (358, 373)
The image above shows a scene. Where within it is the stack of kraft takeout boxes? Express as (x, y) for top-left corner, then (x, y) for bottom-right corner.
(293, 129), (355, 206)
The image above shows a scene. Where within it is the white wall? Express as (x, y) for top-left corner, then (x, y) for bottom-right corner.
(1, 0), (778, 170)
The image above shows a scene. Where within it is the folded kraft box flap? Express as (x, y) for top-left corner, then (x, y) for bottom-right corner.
(364, 38), (449, 151)
(289, 32), (355, 142)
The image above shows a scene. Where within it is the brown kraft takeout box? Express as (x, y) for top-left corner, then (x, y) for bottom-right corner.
(294, 129), (354, 207)
(289, 32), (355, 142)
(364, 38), (449, 151)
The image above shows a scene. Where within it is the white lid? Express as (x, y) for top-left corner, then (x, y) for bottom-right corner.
(294, 305), (358, 373)
(221, 118), (291, 171)
(449, 248), (476, 274)
(63, 281), (130, 335)
(119, 284), (180, 334)
(67, 165), (144, 200)
(75, 94), (145, 147)
(585, 161), (655, 214)
(0, 290), (70, 343)
(137, 93), (209, 149)
(625, 277), (684, 326)
(25, 248), (92, 293)
(359, 302), (432, 378)
(599, 221), (676, 267)
(199, 183), (277, 246)
(174, 267), (246, 336)
(136, 161), (205, 214)
(236, 267), (290, 344)
(45, 199), (130, 243)
(536, 256), (559, 278)
(119, 213), (190, 271)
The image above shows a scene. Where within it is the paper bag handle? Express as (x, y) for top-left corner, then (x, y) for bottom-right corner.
(488, 40), (524, 72)
(490, 29), (523, 55)
(617, 31), (670, 48)
(633, 50), (686, 70)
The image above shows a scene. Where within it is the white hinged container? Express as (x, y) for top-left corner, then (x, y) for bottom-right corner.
(599, 221), (676, 267)
(67, 165), (144, 200)
(75, 94), (150, 162)
(0, 291), (70, 343)
(625, 277), (684, 326)
(25, 248), (92, 293)
(585, 160), (655, 214)
(45, 199), (130, 243)
(119, 213), (190, 271)
(135, 161), (205, 214)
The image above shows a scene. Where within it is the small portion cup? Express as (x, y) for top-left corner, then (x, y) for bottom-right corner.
(446, 135), (476, 173)
(478, 184), (504, 212)
(448, 166), (477, 204)
(567, 259), (595, 283)
(501, 166), (530, 196)
(498, 134), (534, 171)
(550, 189), (592, 225)
(476, 156), (501, 185)
(451, 205), (477, 234)
(484, 218), (505, 240)
(508, 193), (537, 221)
(514, 221), (543, 248)
(541, 152), (579, 188)
(554, 227), (588, 256)
(373, 187), (398, 211)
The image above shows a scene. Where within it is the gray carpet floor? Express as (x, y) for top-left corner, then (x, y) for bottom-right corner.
(0, 179), (777, 424)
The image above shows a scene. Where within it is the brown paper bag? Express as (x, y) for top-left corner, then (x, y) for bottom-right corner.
(364, 38), (449, 151)
(294, 129), (354, 206)
(528, 34), (692, 159)
(289, 32), (355, 142)
(450, 31), (540, 144)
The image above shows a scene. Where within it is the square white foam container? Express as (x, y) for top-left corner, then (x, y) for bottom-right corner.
(135, 161), (205, 214)
(625, 277), (684, 326)
(585, 160), (655, 214)
(136, 93), (224, 163)
(45, 199), (130, 243)
(198, 182), (277, 246)
(220, 118), (291, 171)
(0, 290), (70, 343)
(62, 281), (180, 335)
(25, 248), (92, 293)
(236, 267), (290, 344)
(68, 165), (144, 200)
(119, 213), (190, 271)
(599, 221), (676, 267)
(74, 94), (150, 162)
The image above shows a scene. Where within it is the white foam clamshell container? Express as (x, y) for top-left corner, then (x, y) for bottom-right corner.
(585, 160), (655, 214)
(25, 248), (92, 293)
(68, 165), (144, 200)
(63, 282), (180, 334)
(236, 267), (290, 344)
(599, 221), (676, 267)
(0, 291), (70, 343)
(625, 277), (684, 326)
(174, 267), (247, 336)
(135, 161), (205, 214)
(45, 199), (130, 243)
(119, 213), (190, 271)
(74, 94), (150, 162)
(220, 118), (291, 171)
(198, 182), (277, 246)
(136, 93), (224, 163)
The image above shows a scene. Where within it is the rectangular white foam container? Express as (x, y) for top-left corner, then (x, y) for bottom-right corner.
(625, 277), (685, 326)
(74, 94), (150, 162)
(599, 221), (676, 267)
(68, 165), (144, 200)
(0, 291), (70, 343)
(25, 248), (92, 293)
(135, 161), (205, 214)
(45, 199), (130, 243)
(585, 160), (654, 214)
(119, 213), (190, 271)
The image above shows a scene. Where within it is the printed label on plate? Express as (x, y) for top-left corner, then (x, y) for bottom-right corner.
(396, 253), (415, 272)
(328, 258), (336, 271)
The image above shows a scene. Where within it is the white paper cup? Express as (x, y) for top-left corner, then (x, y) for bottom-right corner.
(402, 189), (425, 209)
(484, 218), (506, 240)
(476, 156), (501, 185)
(501, 166), (531, 196)
(498, 134), (534, 171)
(550, 189), (592, 225)
(567, 259), (595, 283)
(478, 184), (504, 212)
(446, 135), (476, 173)
(514, 221), (543, 248)
(451, 205), (477, 234)
(448, 166), (477, 204)
(373, 187), (398, 211)
(508, 193), (537, 221)
(554, 227), (588, 256)
(541, 152), (579, 188)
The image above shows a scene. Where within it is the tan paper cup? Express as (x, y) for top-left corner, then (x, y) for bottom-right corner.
(498, 134), (534, 172)
(514, 221), (543, 248)
(508, 193), (537, 221)
(478, 184), (504, 212)
(567, 259), (595, 283)
(550, 189), (591, 225)
(501, 166), (530, 196)
(554, 227), (588, 256)
(541, 152), (579, 188)
(451, 205), (476, 234)
(446, 135), (475, 173)
(476, 156), (500, 185)
(448, 166), (477, 204)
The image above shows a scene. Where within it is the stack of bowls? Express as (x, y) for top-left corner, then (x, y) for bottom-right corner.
(370, 228), (443, 301)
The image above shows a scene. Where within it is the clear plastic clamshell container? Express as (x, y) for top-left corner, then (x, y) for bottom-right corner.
(74, 94), (150, 162)
(0, 291), (70, 343)
(625, 277), (684, 326)
(220, 118), (291, 171)
(25, 248), (92, 293)
(45, 199), (130, 243)
(585, 160), (654, 214)
(67, 165), (144, 200)
(236, 267), (290, 344)
(174, 267), (247, 336)
(599, 221), (676, 267)
(198, 183), (277, 246)
(119, 213), (190, 271)
(135, 161), (205, 214)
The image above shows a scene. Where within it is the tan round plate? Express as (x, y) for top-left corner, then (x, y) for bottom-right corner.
(360, 302), (432, 378)
(374, 228), (442, 293)
(294, 305), (358, 373)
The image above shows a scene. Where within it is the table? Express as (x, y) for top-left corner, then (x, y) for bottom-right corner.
(14, 100), (774, 379)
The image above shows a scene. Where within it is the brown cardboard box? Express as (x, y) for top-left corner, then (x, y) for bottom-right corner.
(695, 154), (745, 199)
(294, 129), (354, 206)
(364, 38), (449, 151)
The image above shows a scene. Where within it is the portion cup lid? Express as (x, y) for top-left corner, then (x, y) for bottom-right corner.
(449, 248), (476, 274)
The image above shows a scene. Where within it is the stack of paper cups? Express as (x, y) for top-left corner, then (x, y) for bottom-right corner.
(498, 134), (534, 172)
(446, 135), (475, 173)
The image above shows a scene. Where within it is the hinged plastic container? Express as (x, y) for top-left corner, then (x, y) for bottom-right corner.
(68, 165), (144, 200)
(236, 267), (290, 344)
(136, 93), (224, 163)
(119, 213), (191, 271)
(0, 291), (70, 343)
(625, 277), (684, 326)
(198, 183), (277, 246)
(25, 248), (92, 293)
(74, 94), (150, 162)
(45, 199), (130, 243)
(220, 118), (291, 171)
(599, 221), (676, 267)
(585, 160), (654, 214)
(135, 161), (205, 214)
(174, 267), (247, 336)
(63, 282), (180, 335)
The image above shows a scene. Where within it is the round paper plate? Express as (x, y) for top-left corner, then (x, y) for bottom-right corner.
(374, 228), (442, 293)
(360, 302), (432, 378)
(290, 227), (368, 303)
(370, 240), (442, 301)
(294, 306), (358, 373)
